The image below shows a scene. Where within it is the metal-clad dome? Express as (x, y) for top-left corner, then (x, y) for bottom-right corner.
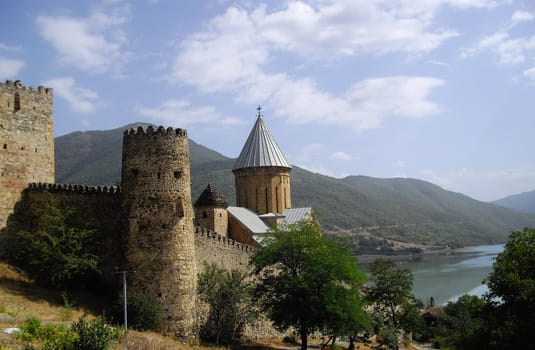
(233, 114), (291, 171)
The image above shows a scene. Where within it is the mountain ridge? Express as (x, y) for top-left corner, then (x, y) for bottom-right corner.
(54, 124), (535, 248)
(493, 189), (535, 214)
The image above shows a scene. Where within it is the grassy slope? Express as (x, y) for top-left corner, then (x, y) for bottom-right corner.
(0, 262), (379, 350)
(54, 125), (535, 247)
(0, 262), (195, 349)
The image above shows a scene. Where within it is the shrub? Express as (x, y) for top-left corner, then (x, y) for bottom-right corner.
(16, 317), (78, 350)
(71, 316), (121, 350)
(40, 324), (78, 350)
(16, 317), (42, 341)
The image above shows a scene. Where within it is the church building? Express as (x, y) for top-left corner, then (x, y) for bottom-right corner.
(193, 108), (312, 246)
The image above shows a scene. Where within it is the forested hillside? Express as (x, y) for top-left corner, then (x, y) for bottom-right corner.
(55, 124), (535, 247)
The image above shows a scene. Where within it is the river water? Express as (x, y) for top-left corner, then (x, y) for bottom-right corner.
(399, 244), (504, 306)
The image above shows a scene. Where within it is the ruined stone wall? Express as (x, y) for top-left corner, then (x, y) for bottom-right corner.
(194, 227), (253, 273)
(234, 167), (291, 215)
(0, 80), (54, 232)
(121, 126), (197, 338)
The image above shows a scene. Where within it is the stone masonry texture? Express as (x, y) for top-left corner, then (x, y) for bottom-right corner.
(1, 81), (257, 340)
(121, 126), (198, 338)
(234, 166), (291, 215)
(0, 80), (54, 233)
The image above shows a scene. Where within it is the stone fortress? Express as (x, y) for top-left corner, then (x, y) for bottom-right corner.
(0, 80), (312, 338)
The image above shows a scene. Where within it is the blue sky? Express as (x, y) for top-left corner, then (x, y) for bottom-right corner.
(1, 0), (534, 202)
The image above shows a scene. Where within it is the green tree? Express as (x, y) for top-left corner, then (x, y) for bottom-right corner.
(15, 201), (100, 288)
(484, 227), (535, 349)
(366, 258), (420, 349)
(434, 295), (488, 350)
(197, 263), (256, 345)
(251, 221), (369, 350)
(432, 229), (535, 350)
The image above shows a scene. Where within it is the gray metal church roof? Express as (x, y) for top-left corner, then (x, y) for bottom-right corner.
(282, 207), (313, 225)
(233, 112), (291, 171)
(227, 206), (269, 234)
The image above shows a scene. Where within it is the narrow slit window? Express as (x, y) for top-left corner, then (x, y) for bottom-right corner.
(14, 93), (20, 111)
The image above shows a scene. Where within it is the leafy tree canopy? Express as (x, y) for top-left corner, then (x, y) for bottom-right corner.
(484, 227), (535, 348)
(434, 228), (535, 350)
(251, 221), (369, 350)
(366, 258), (423, 349)
(197, 263), (256, 345)
(14, 200), (100, 288)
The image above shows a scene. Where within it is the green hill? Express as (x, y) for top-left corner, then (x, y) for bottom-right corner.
(493, 189), (535, 214)
(54, 124), (535, 248)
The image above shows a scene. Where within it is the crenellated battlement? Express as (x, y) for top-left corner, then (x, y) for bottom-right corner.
(124, 125), (187, 138)
(195, 226), (255, 253)
(1, 80), (53, 97)
(28, 182), (121, 195)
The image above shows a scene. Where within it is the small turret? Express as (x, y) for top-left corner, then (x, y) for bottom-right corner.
(194, 183), (228, 235)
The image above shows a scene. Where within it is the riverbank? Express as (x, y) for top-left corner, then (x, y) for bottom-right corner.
(356, 246), (455, 264)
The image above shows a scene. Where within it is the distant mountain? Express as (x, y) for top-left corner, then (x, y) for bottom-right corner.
(493, 189), (535, 214)
(54, 124), (535, 248)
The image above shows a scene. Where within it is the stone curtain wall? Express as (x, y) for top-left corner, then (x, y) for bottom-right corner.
(0, 80), (54, 232)
(121, 126), (198, 338)
(8, 184), (125, 286)
(194, 227), (253, 273)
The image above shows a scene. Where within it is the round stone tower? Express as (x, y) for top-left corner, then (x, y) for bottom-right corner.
(233, 108), (291, 215)
(121, 125), (197, 338)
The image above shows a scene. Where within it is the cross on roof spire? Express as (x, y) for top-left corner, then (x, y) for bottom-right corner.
(256, 105), (262, 118)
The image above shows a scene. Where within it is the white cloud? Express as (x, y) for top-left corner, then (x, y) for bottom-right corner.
(463, 31), (535, 65)
(346, 76), (444, 120)
(289, 143), (325, 164)
(170, 7), (267, 92)
(253, 1), (458, 58)
(330, 151), (353, 161)
(511, 10), (534, 24)
(170, 2), (448, 131)
(461, 7), (535, 73)
(135, 100), (241, 127)
(524, 65), (535, 84)
(36, 5), (130, 75)
(0, 57), (24, 80)
(428, 59), (450, 67)
(43, 77), (98, 113)
(443, 0), (505, 9)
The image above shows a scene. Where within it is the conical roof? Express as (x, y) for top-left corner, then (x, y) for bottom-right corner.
(233, 113), (291, 170)
(194, 183), (228, 208)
